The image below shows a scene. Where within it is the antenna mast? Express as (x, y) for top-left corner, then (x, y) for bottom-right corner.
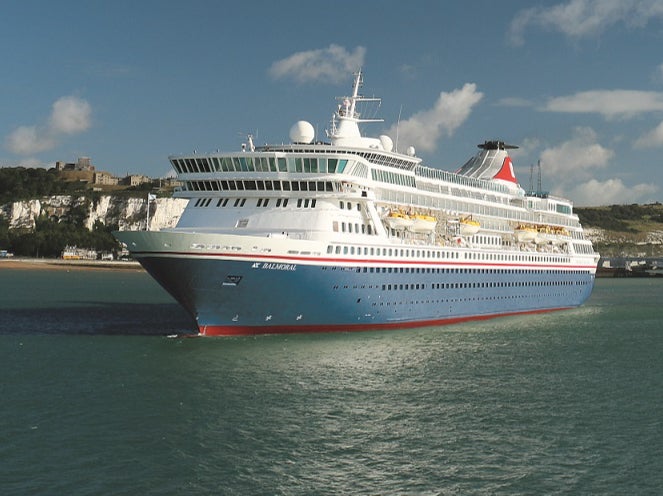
(537, 160), (542, 192)
(529, 163), (534, 192)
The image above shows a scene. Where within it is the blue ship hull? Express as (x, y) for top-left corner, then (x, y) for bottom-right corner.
(135, 254), (596, 336)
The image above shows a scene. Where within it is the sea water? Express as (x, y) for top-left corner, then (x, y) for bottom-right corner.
(1, 267), (662, 495)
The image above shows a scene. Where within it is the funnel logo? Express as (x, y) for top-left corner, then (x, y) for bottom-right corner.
(494, 156), (517, 183)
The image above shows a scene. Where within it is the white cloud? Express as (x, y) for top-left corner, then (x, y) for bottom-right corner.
(509, 0), (663, 45)
(526, 126), (663, 205)
(49, 96), (92, 135)
(535, 127), (660, 205)
(5, 126), (56, 155)
(269, 45), (366, 84)
(539, 127), (614, 178)
(4, 96), (91, 156)
(543, 90), (663, 119)
(634, 120), (663, 148)
(386, 83), (483, 153)
(567, 178), (659, 206)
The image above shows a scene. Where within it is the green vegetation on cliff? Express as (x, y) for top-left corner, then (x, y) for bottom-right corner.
(0, 167), (151, 257)
(4, 217), (119, 258)
(576, 203), (663, 257)
(0, 167), (84, 205)
(576, 203), (663, 232)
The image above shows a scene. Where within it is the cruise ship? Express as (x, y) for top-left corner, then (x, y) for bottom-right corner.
(114, 71), (600, 336)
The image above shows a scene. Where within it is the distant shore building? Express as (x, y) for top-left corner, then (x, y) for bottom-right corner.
(56, 156), (97, 184)
(53, 157), (163, 189)
(93, 171), (119, 186)
(121, 174), (152, 187)
(160, 176), (182, 188)
(61, 246), (97, 260)
(55, 157), (95, 172)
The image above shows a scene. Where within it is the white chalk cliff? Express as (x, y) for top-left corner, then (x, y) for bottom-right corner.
(2, 195), (188, 232)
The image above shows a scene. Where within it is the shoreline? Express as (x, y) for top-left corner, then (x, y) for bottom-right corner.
(0, 257), (143, 271)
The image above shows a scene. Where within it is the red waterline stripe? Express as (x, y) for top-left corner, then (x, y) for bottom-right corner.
(197, 307), (573, 337)
(132, 250), (598, 271)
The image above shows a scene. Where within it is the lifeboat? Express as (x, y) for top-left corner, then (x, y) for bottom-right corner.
(514, 224), (538, 243)
(459, 216), (480, 236)
(537, 225), (571, 245)
(410, 213), (437, 233)
(385, 210), (414, 230)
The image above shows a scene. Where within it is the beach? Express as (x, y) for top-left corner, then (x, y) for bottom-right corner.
(0, 257), (143, 271)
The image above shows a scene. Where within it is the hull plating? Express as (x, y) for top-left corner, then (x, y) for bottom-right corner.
(135, 254), (596, 336)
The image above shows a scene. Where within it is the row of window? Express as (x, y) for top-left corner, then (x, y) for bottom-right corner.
(377, 279), (588, 292)
(172, 156), (350, 175)
(193, 197), (366, 212)
(193, 197), (321, 209)
(574, 243), (595, 254)
(368, 290), (580, 309)
(332, 221), (375, 235)
(371, 168), (416, 188)
(262, 146), (418, 171)
(339, 201), (361, 211)
(325, 244), (578, 265)
(416, 165), (511, 195)
(335, 281), (578, 292)
(322, 266), (592, 276)
(470, 235), (502, 246)
(184, 179), (335, 193)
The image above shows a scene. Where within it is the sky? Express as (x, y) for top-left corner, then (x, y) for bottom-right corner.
(2, 0), (663, 206)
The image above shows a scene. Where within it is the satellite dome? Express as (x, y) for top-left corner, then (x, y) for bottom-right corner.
(289, 121), (315, 144)
(379, 135), (393, 152)
(406, 146), (416, 157)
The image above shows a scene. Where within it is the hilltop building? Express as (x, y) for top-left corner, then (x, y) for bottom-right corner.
(93, 171), (119, 186)
(55, 157), (95, 172)
(120, 174), (152, 187)
(52, 156), (179, 190)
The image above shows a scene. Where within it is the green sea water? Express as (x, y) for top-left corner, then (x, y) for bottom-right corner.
(1, 268), (662, 495)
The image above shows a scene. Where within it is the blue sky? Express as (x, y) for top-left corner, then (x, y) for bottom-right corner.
(2, 0), (663, 206)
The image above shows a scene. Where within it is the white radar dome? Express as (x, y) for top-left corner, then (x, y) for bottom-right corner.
(406, 146), (416, 157)
(379, 135), (393, 152)
(289, 120), (315, 144)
